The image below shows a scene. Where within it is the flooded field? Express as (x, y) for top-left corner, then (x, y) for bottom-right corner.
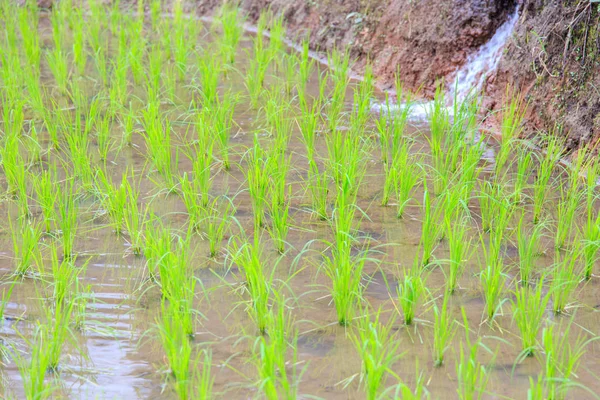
(1, 1), (600, 399)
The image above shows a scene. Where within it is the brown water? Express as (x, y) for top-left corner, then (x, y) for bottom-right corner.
(1, 9), (600, 400)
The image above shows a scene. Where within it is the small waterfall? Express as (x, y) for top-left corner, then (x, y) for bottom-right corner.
(449, 9), (519, 101)
(373, 8), (519, 121)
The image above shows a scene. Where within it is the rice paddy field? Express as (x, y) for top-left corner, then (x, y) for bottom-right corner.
(1, 1), (600, 399)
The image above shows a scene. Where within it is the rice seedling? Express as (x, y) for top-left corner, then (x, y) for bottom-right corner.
(541, 317), (598, 399)
(217, 2), (244, 64)
(94, 169), (128, 235)
(157, 299), (193, 399)
(532, 135), (564, 224)
(211, 96), (236, 171)
(45, 46), (69, 94)
(0, 280), (16, 323)
(202, 196), (234, 258)
(446, 217), (472, 294)
(9, 217), (42, 277)
(432, 292), (456, 367)
(513, 145), (533, 203)
(230, 237), (276, 334)
(46, 249), (86, 371)
(246, 22), (272, 108)
(480, 260), (507, 322)
(11, 325), (57, 400)
(398, 267), (426, 325)
(393, 143), (423, 218)
(157, 233), (198, 338)
(419, 189), (443, 266)
(123, 177), (146, 256)
(550, 245), (581, 314)
(516, 214), (545, 286)
(456, 311), (492, 400)
(321, 230), (369, 326)
(582, 156), (600, 279)
(18, 6), (41, 72)
(251, 294), (301, 399)
(512, 276), (550, 357)
(325, 50), (350, 134)
(56, 181), (79, 260)
(197, 54), (221, 105)
(245, 135), (272, 231)
(351, 308), (403, 400)
(554, 181), (582, 250)
(193, 349), (215, 399)
(141, 101), (177, 189)
(269, 187), (291, 254)
(296, 38), (314, 95)
(494, 87), (526, 179)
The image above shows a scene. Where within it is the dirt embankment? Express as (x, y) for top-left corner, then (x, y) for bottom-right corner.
(489, 1), (600, 154)
(197, 0), (516, 97)
(194, 0), (599, 153)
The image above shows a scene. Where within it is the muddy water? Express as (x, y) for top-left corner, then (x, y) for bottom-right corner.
(1, 12), (600, 400)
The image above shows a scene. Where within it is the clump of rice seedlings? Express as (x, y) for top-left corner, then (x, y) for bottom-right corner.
(325, 50), (351, 134)
(56, 181), (79, 260)
(245, 135), (272, 231)
(197, 54), (221, 105)
(157, 233), (198, 338)
(480, 259), (507, 323)
(246, 20), (272, 108)
(512, 146), (533, 203)
(322, 231), (368, 326)
(550, 246), (581, 314)
(394, 143), (423, 219)
(419, 189), (443, 266)
(18, 5), (41, 72)
(157, 299), (193, 400)
(34, 169), (59, 233)
(456, 311), (492, 400)
(297, 84), (322, 164)
(251, 295), (301, 399)
(516, 214), (545, 286)
(541, 317), (598, 399)
(494, 87), (526, 179)
(141, 101), (176, 189)
(296, 38), (314, 95)
(446, 217), (472, 294)
(46, 44), (69, 94)
(193, 349), (215, 399)
(477, 181), (502, 233)
(9, 218), (41, 277)
(351, 308), (403, 400)
(119, 103), (136, 148)
(432, 292), (456, 367)
(71, 8), (86, 75)
(269, 186), (291, 254)
(306, 159), (329, 221)
(231, 238), (276, 334)
(94, 169), (128, 235)
(512, 276), (550, 357)
(532, 135), (564, 224)
(123, 177), (146, 256)
(202, 196), (234, 258)
(554, 180), (582, 250)
(46, 248), (86, 371)
(267, 14), (286, 63)
(211, 96), (236, 171)
(527, 374), (546, 400)
(12, 326), (57, 400)
(397, 266), (426, 325)
(217, 2), (244, 64)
